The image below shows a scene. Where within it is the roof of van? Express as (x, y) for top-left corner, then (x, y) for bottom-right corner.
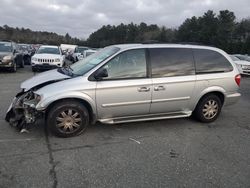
(111, 43), (221, 51)
(39, 45), (59, 48)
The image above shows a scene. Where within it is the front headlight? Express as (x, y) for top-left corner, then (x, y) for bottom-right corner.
(34, 93), (42, 103)
(55, 58), (60, 62)
(3, 55), (12, 61)
(32, 57), (38, 61)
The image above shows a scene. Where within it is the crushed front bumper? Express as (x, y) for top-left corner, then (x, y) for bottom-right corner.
(5, 91), (43, 130)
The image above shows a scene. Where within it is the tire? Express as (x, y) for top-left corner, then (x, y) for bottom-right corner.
(24, 56), (31, 65)
(47, 100), (89, 137)
(193, 94), (222, 123)
(19, 57), (24, 68)
(32, 67), (36, 72)
(10, 62), (17, 72)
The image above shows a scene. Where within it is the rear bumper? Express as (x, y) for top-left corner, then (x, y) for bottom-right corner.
(224, 92), (241, 106)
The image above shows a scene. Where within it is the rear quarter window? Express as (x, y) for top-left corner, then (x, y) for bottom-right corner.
(193, 49), (233, 74)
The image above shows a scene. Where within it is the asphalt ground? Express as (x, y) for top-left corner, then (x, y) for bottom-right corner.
(0, 66), (249, 188)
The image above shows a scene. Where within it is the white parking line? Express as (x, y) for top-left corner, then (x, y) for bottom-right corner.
(0, 138), (36, 143)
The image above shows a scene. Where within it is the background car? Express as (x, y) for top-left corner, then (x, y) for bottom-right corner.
(31, 45), (65, 72)
(230, 55), (250, 75)
(60, 44), (79, 63)
(233, 54), (250, 62)
(74, 46), (89, 61)
(0, 40), (24, 72)
(83, 49), (97, 58)
(17, 43), (35, 65)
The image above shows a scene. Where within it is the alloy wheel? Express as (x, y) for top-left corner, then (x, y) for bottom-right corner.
(202, 100), (218, 120)
(56, 109), (82, 133)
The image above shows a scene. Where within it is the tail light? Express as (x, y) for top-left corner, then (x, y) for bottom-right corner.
(235, 74), (241, 86)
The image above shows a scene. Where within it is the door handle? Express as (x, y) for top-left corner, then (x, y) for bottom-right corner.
(138, 87), (150, 92)
(154, 86), (165, 91)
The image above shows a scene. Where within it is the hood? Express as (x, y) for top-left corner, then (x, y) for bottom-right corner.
(0, 52), (12, 60)
(33, 53), (62, 59)
(21, 69), (70, 91)
(234, 60), (250, 66)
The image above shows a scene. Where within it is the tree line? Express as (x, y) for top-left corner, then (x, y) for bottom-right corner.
(0, 10), (250, 54)
(0, 25), (82, 45)
(87, 10), (250, 54)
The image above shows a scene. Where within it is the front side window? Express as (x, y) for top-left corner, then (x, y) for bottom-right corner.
(150, 48), (195, 77)
(193, 49), (233, 73)
(102, 49), (147, 80)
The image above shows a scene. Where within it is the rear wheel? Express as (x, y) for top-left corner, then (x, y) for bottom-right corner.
(47, 100), (89, 137)
(193, 94), (222, 123)
(32, 67), (36, 72)
(19, 57), (24, 68)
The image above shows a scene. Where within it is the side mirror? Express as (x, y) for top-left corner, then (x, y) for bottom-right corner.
(94, 68), (108, 80)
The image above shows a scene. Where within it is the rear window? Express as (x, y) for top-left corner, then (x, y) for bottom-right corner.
(193, 49), (233, 74)
(149, 48), (195, 77)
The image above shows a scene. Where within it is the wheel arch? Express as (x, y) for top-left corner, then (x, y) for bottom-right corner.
(44, 97), (96, 124)
(194, 89), (225, 111)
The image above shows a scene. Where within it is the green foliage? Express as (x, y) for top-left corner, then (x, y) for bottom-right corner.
(177, 10), (249, 54)
(0, 25), (85, 45)
(1, 9), (250, 54)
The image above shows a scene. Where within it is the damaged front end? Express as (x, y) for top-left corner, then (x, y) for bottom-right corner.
(5, 90), (43, 131)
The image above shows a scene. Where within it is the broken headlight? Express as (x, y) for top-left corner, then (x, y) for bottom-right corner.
(22, 92), (42, 108)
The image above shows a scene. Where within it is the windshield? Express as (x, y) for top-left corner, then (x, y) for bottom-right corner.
(235, 55), (250, 62)
(77, 47), (89, 53)
(230, 55), (240, 61)
(0, 42), (12, 52)
(36, 47), (60, 54)
(70, 46), (120, 75)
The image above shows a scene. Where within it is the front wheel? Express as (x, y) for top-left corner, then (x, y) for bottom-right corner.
(10, 62), (17, 72)
(193, 94), (222, 123)
(19, 57), (24, 68)
(47, 100), (89, 137)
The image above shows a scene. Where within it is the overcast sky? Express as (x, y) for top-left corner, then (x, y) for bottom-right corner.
(1, 0), (250, 39)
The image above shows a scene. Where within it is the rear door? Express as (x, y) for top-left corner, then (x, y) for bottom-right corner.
(149, 48), (196, 114)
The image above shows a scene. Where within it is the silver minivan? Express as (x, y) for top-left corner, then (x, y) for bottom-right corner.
(6, 44), (241, 137)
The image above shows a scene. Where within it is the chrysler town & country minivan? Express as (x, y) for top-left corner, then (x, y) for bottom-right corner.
(5, 44), (241, 137)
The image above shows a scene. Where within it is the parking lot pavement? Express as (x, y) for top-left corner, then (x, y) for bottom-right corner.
(0, 67), (250, 188)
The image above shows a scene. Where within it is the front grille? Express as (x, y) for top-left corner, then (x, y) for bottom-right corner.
(38, 59), (55, 63)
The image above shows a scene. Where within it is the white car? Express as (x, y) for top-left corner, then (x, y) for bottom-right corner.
(74, 46), (89, 61)
(230, 55), (250, 75)
(60, 44), (79, 62)
(83, 49), (97, 58)
(31, 45), (65, 72)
